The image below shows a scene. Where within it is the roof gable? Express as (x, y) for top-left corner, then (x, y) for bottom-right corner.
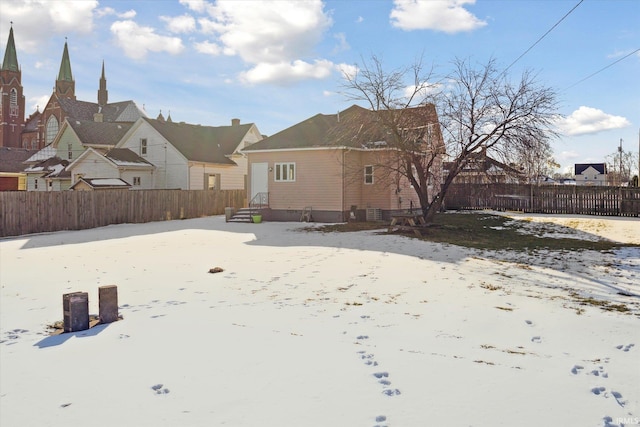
(575, 163), (606, 175)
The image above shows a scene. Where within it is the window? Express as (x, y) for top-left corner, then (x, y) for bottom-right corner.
(140, 138), (148, 155)
(67, 143), (73, 160)
(46, 116), (59, 144)
(274, 162), (295, 182)
(205, 173), (220, 190)
(9, 88), (18, 117)
(364, 165), (374, 184)
(34, 179), (38, 190)
(133, 177), (141, 186)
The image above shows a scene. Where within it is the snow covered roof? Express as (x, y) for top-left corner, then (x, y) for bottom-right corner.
(70, 177), (131, 190)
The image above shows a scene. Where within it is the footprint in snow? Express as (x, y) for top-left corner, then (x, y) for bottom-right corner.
(615, 343), (634, 352)
(571, 365), (584, 374)
(151, 384), (170, 395)
(531, 336), (542, 343)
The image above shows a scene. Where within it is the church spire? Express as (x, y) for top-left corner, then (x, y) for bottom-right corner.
(97, 60), (108, 106)
(55, 38), (75, 99)
(2, 23), (19, 72)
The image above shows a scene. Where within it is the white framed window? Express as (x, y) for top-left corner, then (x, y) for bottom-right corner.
(140, 138), (148, 155)
(34, 179), (38, 190)
(364, 165), (374, 184)
(9, 88), (18, 117)
(274, 162), (295, 182)
(46, 116), (59, 144)
(133, 177), (141, 186)
(67, 143), (73, 160)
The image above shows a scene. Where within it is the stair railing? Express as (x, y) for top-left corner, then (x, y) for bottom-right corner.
(249, 192), (269, 216)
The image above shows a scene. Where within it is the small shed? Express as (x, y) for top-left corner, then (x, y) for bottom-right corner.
(70, 177), (131, 191)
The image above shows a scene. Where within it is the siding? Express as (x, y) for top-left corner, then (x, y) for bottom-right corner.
(54, 125), (83, 162)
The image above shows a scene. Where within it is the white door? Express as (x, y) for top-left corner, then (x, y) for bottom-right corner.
(250, 162), (269, 203)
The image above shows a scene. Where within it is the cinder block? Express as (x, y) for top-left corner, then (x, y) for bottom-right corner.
(63, 292), (89, 333)
(99, 285), (119, 324)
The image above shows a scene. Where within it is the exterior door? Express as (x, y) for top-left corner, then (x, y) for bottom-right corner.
(250, 162), (269, 203)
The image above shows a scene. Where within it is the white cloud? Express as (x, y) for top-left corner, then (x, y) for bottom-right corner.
(110, 20), (185, 60)
(188, 0), (335, 84)
(333, 33), (349, 53)
(390, 0), (487, 33)
(194, 40), (221, 56)
(96, 7), (136, 19)
(1, 0), (98, 52)
(356, 16), (364, 24)
(179, 0), (208, 14)
(29, 95), (50, 113)
(338, 63), (358, 80)
(557, 106), (631, 136)
(119, 10), (137, 19)
(239, 59), (335, 85)
(160, 14), (196, 34)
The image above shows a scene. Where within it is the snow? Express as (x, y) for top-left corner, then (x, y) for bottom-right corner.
(1, 213), (639, 427)
(89, 178), (130, 186)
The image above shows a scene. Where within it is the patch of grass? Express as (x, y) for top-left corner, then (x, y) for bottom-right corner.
(304, 211), (638, 252)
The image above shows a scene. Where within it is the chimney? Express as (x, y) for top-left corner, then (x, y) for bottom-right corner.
(231, 118), (240, 126)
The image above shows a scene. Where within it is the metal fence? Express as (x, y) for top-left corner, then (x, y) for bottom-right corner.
(444, 184), (640, 217)
(0, 189), (246, 238)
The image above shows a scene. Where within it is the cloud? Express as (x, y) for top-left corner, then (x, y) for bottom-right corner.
(239, 59), (335, 85)
(110, 20), (185, 60)
(188, 0), (335, 84)
(1, 0), (98, 52)
(96, 7), (136, 19)
(160, 14), (196, 34)
(194, 40), (221, 56)
(557, 106), (631, 136)
(333, 33), (350, 53)
(390, 0), (487, 33)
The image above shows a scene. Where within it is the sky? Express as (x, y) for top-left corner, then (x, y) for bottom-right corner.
(1, 0), (639, 175)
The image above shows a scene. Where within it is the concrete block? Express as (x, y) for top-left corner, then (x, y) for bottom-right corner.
(63, 292), (89, 333)
(99, 285), (119, 324)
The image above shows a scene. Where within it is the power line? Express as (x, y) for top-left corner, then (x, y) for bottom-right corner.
(504, 0), (584, 72)
(565, 48), (640, 90)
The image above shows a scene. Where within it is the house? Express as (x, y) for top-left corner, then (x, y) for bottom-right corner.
(0, 147), (37, 190)
(443, 150), (525, 184)
(23, 119), (137, 191)
(115, 117), (263, 190)
(575, 163), (607, 186)
(70, 177), (131, 191)
(241, 104), (444, 222)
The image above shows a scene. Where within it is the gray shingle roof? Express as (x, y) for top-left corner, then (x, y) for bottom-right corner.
(143, 118), (253, 165)
(67, 120), (134, 146)
(242, 104), (441, 151)
(57, 97), (146, 123)
(104, 148), (153, 167)
(0, 147), (39, 172)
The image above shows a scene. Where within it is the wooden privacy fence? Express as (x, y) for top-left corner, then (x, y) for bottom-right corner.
(444, 184), (640, 217)
(0, 189), (246, 238)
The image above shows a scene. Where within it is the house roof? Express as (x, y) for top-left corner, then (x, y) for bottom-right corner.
(575, 163), (606, 175)
(56, 97), (146, 123)
(24, 145), (57, 164)
(23, 110), (41, 132)
(70, 177), (131, 190)
(67, 120), (134, 146)
(24, 156), (70, 178)
(0, 147), (39, 173)
(444, 152), (523, 175)
(242, 104), (441, 152)
(143, 117), (253, 165)
(104, 148), (154, 167)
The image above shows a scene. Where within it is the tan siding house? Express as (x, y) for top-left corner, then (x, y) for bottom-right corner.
(242, 105), (442, 222)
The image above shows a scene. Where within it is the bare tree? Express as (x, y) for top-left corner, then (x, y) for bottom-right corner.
(341, 56), (559, 222)
(605, 147), (637, 186)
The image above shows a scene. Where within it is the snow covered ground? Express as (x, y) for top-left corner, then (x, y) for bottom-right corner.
(1, 212), (638, 427)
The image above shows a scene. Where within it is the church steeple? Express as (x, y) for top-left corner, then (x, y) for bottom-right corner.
(2, 24), (19, 72)
(97, 60), (108, 106)
(55, 38), (75, 99)
(1, 23), (26, 148)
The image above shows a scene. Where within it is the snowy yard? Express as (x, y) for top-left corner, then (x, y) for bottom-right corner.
(1, 213), (639, 427)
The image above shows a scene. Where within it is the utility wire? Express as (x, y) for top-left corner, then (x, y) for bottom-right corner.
(565, 48), (640, 90)
(504, 0), (584, 72)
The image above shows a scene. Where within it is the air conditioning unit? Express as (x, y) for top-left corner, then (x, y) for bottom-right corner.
(366, 208), (382, 221)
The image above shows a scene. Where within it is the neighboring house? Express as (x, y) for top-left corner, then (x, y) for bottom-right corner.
(23, 119), (136, 191)
(70, 177), (131, 191)
(67, 147), (155, 190)
(575, 163), (607, 186)
(443, 150), (525, 184)
(241, 104), (444, 222)
(116, 117), (263, 190)
(24, 156), (70, 191)
(0, 147), (37, 190)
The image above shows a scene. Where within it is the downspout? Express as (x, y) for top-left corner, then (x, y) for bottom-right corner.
(342, 149), (346, 222)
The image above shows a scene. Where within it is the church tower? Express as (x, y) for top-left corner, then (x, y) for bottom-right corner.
(0, 24), (26, 148)
(97, 60), (108, 106)
(55, 39), (75, 99)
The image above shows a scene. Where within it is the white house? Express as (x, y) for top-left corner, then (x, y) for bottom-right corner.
(575, 163), (607, 186)
(116, 117), (263, 190)
(67, 147), (155, 189)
